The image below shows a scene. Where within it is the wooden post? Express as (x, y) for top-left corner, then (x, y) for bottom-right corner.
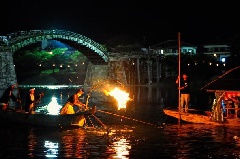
(137, 58), (140, 84)
(147, 47), (152, 85)
(156, 59), (160, 83)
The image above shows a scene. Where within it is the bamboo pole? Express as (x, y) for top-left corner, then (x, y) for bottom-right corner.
(178, 32), (181, 125)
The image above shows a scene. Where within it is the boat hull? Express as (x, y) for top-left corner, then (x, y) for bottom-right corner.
(0, 111), (87, 128)
(163, 108), (240, 126)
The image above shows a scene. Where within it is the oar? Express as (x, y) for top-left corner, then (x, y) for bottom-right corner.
(85, 93), (90, 109)
(17, 85), (22, 110)
(13, 84), (22, 111)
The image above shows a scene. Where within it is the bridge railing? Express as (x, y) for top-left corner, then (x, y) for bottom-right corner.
(18, 84), (84, 89)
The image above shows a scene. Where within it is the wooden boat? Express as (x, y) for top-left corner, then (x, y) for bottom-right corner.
(0, 106), (97, 128)
(164, 66), (240, 126)
(163, 108), (240, 126)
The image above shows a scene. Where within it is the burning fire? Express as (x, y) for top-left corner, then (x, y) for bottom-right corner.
(108, 87), (130, 110)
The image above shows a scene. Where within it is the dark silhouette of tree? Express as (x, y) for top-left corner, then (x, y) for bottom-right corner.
(226, 33), (240, 69)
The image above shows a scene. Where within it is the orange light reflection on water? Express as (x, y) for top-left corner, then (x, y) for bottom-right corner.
(111, 138), (131, 159)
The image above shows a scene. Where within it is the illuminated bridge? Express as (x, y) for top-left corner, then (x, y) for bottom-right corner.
(0, 29), (112, 89)
(0, 29), (166, 91)
(0, 29), (108, 65)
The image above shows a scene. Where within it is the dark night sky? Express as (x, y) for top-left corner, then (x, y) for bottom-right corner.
(2, 1), (239, 46)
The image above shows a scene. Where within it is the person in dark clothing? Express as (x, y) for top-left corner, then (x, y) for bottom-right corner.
(24, 88), (44, 114)
(176, 73), (190, 113)
(0, 84), (20, 111)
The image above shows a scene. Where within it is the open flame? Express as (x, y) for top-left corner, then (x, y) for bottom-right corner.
(108, 87), (130, 110)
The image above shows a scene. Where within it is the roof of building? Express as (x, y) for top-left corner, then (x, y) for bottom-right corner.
(150, 40), (197, 49)
(201, 66), (240, 92)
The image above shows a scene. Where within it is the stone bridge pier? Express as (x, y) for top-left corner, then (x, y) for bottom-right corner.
(84, 62), (127, 87)
(0, 51), (18, 89)
(0, 51), (127, 94)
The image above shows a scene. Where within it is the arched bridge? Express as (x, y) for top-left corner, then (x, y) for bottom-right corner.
(0, 29), (109, 65)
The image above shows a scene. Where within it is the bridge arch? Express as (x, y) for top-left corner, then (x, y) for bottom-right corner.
(0, 29), (109, 65)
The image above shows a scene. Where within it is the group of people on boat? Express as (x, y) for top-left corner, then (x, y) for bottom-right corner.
(176, 73), (240, 120)
(0, 84), (87, 115)
(0, 84), (44, 114)
(175, 73), (237, 120)
(222, 92), (240, 118)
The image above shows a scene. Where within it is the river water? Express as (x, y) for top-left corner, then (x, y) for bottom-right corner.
(1, 86), (240, 158)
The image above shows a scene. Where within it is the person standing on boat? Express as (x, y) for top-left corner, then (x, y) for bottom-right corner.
(60, 88), (86, 115)
(176, 73), (190, 113)
(0, 84), (20, 111)
(24, 88), (44, 114)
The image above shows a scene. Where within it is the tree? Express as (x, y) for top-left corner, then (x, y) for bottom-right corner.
(14, 47), (86, 74)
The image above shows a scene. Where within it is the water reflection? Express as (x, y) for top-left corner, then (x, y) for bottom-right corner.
(133, 85), (177, 106)
(110, 138), (131, 159)
(15, 124), (238, 158)
(60, 129), (87, 158)
(27, 129), (38, 158)
(7, 86), (240, 158)
(161, 124), (240, 158)
(44, 141), (58, 157)
(3, 116), (240, 158)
